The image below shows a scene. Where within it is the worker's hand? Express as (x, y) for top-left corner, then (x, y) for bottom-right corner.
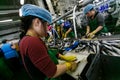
(85, 32), (89, 36)
(87, 32), (95, 39)
(59, 54), (77, 62)
(82, 33), (89, 38)
(47, 37), (52, 42)
(64, 33), (68, 38)
(62, 33), (65, 39)
(65, 62), (78, 72)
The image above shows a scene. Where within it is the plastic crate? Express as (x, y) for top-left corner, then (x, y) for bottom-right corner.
(81, 54), (120, 80)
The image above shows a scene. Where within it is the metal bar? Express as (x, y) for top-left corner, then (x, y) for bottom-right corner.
(0, 10), (19, 15)
(73, 5), (78, 39)
(0, 27), (20, 36)
(51, 0), (94, 24)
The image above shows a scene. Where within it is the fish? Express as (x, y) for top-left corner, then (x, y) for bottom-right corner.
(112, 46), (120, 55)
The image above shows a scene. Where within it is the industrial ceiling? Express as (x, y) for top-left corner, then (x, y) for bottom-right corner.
(0, 0), (37, 41)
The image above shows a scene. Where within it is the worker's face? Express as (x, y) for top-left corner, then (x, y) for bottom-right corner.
(86, 11), (92, 17)
(33, 18), (48, 37)
(86, 10), (95, 17)
(61, 23), (64, 27)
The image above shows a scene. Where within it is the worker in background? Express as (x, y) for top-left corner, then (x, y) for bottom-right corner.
(83, 4), (108, 39)
(62, 20), (75, 39)
(1, 39), (20, 72)
(57, 20), (74, 39)
(47, 25), (59, 42)
(56, 19), (64, 38)
(19, 4), (78, 80)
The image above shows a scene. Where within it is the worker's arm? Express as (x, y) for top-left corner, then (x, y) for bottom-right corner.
(27, 37), (78, 78)
(52, 62), (77, 78)
(92, 13), (105, 34)
(86, 26), (90, 35)
(52, 64), (67, 78)
(64, 28), (72, 38)
(91, 26), (103, 34)
(93, 13), (105, 34)
(87, 26), (103, 38)
(52, 54), (77, 78)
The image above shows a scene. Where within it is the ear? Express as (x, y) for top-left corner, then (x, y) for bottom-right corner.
(33, 18), (41, 27)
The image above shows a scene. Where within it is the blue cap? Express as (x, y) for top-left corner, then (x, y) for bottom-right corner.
(84, 4), (94, 14)
(21, 4), (52, 24)
(57, 19), (64, 25)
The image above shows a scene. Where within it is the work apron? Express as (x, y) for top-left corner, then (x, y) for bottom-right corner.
(45, 49), (61, 80)
(63, 29), (75, 38)
(23, 49), (61, 80)
(88, 17), (108, 35)
(0, 57), (14, 80)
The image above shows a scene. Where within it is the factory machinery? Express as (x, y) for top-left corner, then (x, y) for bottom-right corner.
(47, 36), (120, 80)
(52, 0), (120, 38)
(0, 0), (120, 80)
(46, 0), (120, 79)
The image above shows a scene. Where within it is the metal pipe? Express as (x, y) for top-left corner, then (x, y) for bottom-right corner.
(73, 5), (77, 39)
(51, 9), (73, 24)
(45, 0), (55, 14)
(51, 0), (94, 24)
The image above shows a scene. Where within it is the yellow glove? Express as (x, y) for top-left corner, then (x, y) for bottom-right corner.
(87, 32), (95, 39)
(59, 54), (77, 62)
(47, 37), (52, 42)
(62, 33), (65, 39)
(14, 42), (19, 51)
(65, 62), (78, 71)
(64, 33), (67, 38)
(65, 62), (72, 70)
(85, 32), (89, 36)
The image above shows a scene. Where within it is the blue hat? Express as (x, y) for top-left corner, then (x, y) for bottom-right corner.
(64, 21), (71, 29)
(21, 4), (52, 24)
(57, 19), (64, 25)
(84, 4), (94, 14)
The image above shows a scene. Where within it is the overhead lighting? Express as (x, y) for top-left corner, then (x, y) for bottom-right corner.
(0, 19), (13, 23)
(95, 0), (99, 2)
(19, 9), (22, 17)
(20, 0), (24, 5)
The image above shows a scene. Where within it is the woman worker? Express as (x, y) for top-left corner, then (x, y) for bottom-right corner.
(19, 4), (78, 80)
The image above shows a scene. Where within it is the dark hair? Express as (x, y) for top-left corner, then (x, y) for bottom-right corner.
(2, 39), (7, 44)
(20, 15), (47, 39)
(20, 15), (38, 39)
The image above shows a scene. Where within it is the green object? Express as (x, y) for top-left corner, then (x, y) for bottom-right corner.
(68, 31), (75, 38)
(105, 15), (118, 33)
(89, 17), (108, 35)
(45, 49), (61, 80)
(63, 29), (75, 38)
(48, 49), (59, 64)
(0, 57), (14, 80)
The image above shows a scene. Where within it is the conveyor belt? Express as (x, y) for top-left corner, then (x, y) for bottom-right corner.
(97, 34), (120, 40)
